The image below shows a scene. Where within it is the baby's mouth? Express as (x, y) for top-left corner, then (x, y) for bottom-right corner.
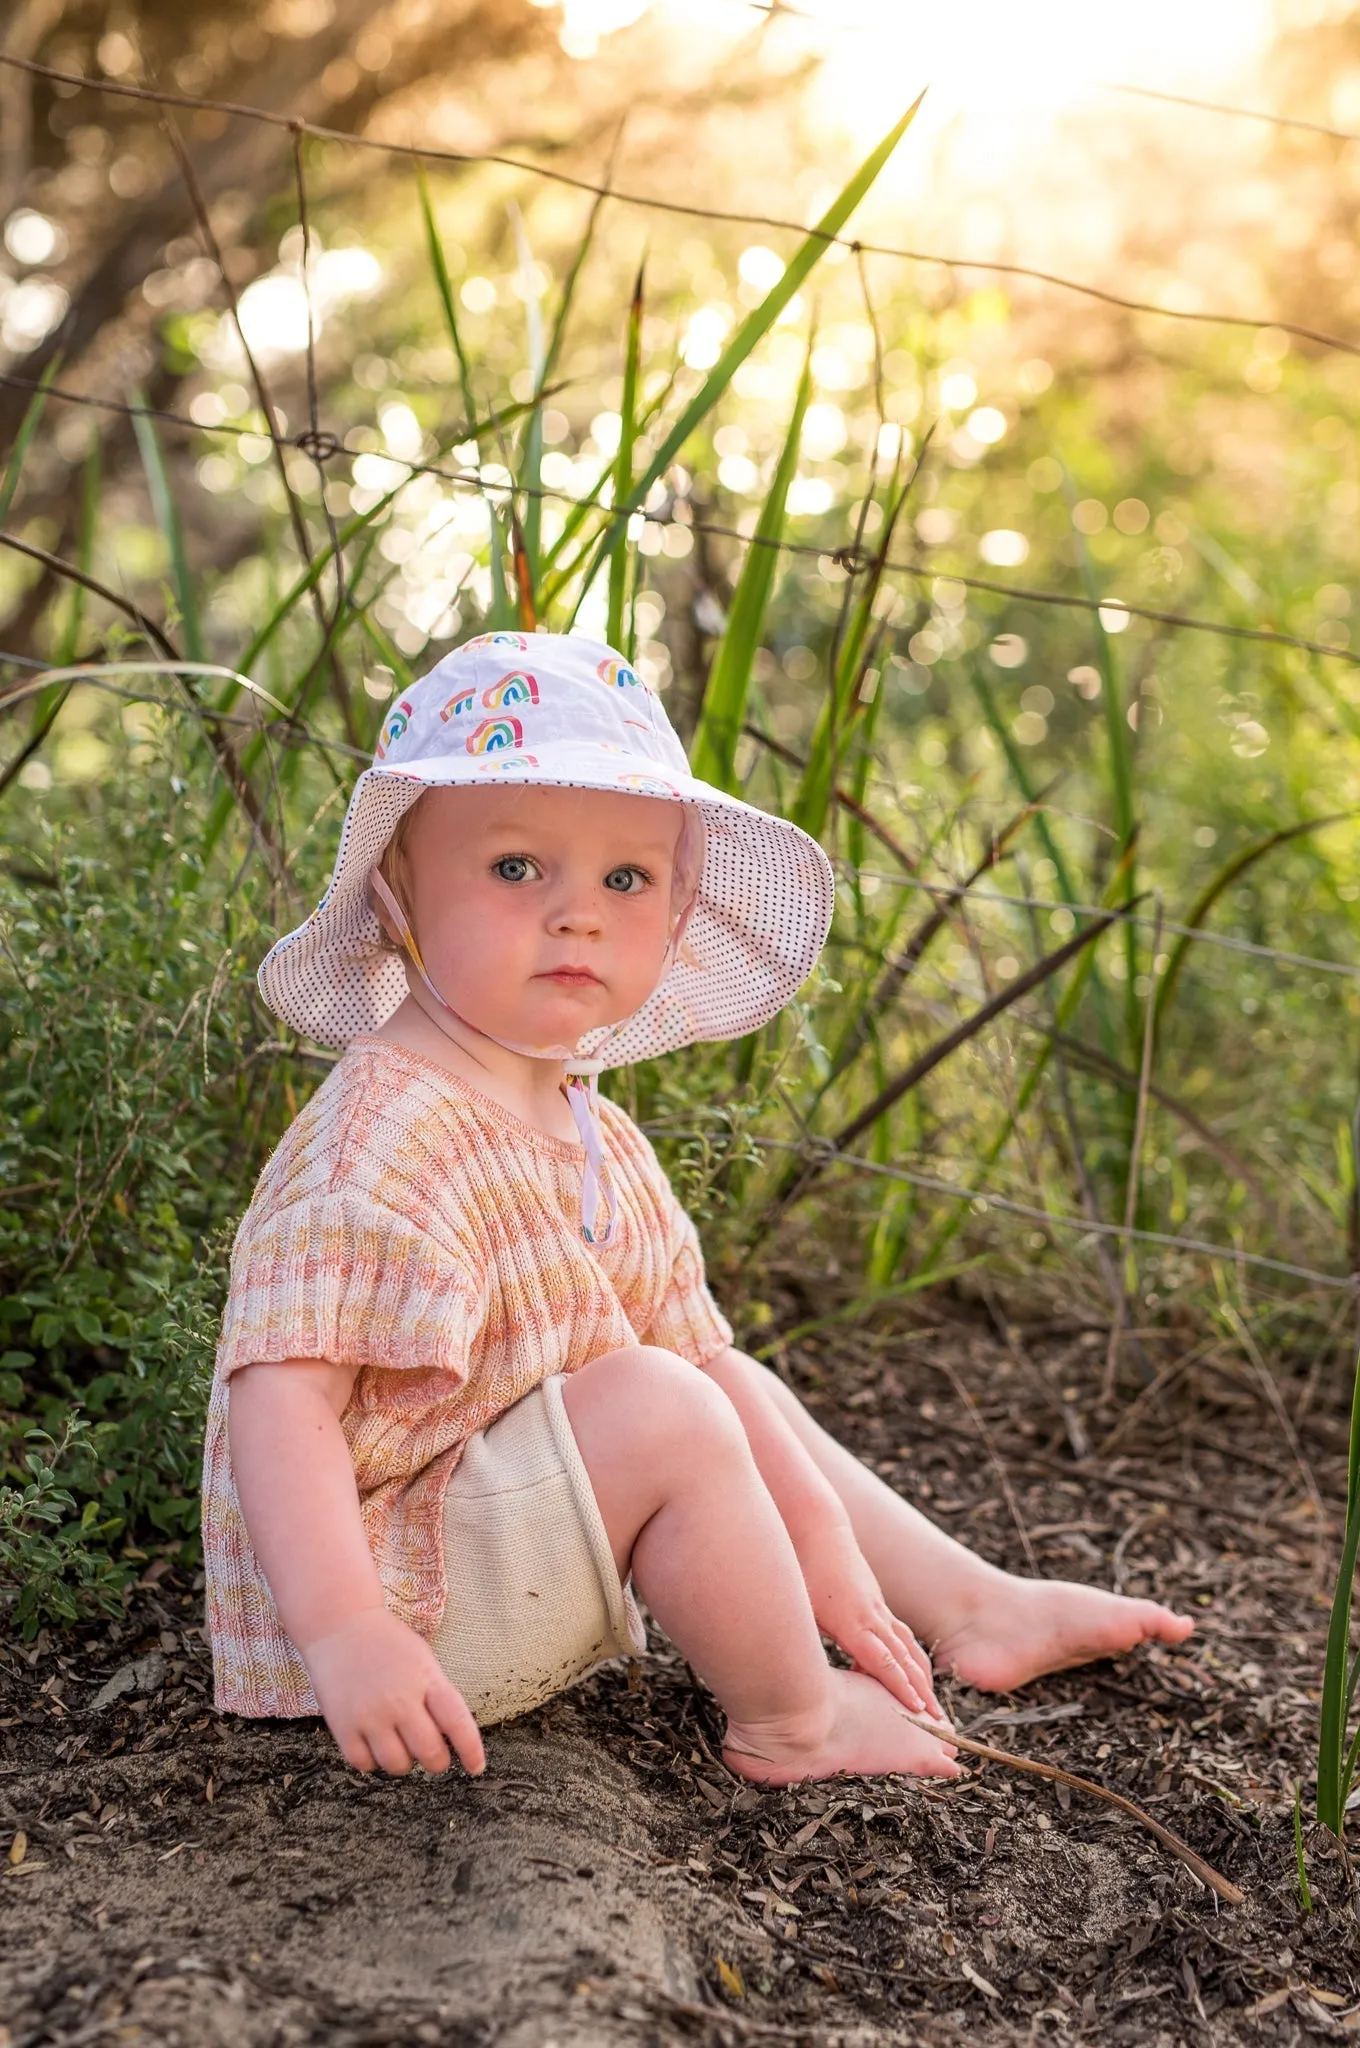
(538, 967), (604, 987)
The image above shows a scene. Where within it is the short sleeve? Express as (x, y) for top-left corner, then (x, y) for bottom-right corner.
(215, 1188), (481, 1385)
(637, 1181), (734, 1369)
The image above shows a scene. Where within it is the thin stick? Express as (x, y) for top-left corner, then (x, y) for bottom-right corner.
(937, 1357), (1039, 1573)
(904, 1711), (1245, 1905)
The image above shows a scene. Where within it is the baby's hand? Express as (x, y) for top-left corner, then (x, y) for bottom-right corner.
(300, 1608), (486, 1777)
(798, 1519), (946, 1724)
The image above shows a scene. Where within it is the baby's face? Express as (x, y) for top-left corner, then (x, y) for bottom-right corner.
(398, 783), (684, 1050)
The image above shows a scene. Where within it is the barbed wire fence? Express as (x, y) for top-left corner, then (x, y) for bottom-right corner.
(2, 45), (1358, 1312)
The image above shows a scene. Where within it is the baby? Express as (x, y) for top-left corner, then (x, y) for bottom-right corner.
(203, 632), (1191, 1788)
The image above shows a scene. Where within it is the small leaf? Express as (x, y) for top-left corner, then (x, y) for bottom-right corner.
(715, 1956), (745, 2000)
(959, 1959), (1001, 2000)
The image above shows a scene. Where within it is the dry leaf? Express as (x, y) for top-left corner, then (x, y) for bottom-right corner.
(7, 1833), (25, 1867)
(960, 1960), (1001, 2000)
(715, 1956), (746, 2000)
(1247, 1989), (1291, 2018)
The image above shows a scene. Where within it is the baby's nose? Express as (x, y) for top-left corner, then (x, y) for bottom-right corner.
(547, 886), (605, 932)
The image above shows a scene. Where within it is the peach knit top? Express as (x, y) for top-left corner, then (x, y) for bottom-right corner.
(201, 1035), (734, 1717)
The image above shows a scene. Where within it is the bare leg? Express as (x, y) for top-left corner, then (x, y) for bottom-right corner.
(703, 1350), (1193, 1692)
(561, 1346), (960, 1784)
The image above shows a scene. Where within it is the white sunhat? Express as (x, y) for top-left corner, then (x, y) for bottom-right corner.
(257, 630), (835, 1241)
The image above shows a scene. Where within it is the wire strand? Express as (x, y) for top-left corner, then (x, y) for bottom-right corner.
(1, 659), (1352, 992)
(2, 54), (1356, 359)
(842, 868), (1360, 982)
(1103, 79), (1360, 146)
(5, 371), (1358, 672)
(744, 1135), (1357, 1293)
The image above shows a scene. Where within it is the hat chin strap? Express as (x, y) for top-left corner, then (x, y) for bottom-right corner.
(368, 868), (700, 1248)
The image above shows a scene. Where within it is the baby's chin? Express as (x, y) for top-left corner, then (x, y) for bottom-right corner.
(505, 986), (640, 1047)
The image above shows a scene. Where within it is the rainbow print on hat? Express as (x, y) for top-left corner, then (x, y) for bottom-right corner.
(439, 685), (477, 721)
(598, 656), (644, 690)
(375, 697), (414, 760)
(616, 770), (675, 796)
(463, 631), (528, 653)
(466, 716), (524, 754)
(481, 671), (539, 710)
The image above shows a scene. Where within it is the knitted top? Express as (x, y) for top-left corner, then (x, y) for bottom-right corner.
(201, 1034), (734, 1717)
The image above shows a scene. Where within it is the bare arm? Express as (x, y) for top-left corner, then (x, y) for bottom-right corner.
(228, 1360), (484, 1776)
(228, 1357), (383, 1644)
(700, 1345), (943, 1718)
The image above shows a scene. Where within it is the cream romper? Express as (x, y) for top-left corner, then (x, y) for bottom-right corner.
(429, 1374), (646, 1725)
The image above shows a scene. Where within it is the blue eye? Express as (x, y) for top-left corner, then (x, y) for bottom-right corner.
(493, 855), (538, 883)
(604, 866), (649, 893)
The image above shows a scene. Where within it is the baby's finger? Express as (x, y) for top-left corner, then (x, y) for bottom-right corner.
(852, 1628), (926, 1712)
(395, 1704), (453, 1777)
(893, 1623), (944, 1715)
(364, 1722), (417, 1776)
(428, 1673), (486, 1776)
(337, 1728), (378, 1774)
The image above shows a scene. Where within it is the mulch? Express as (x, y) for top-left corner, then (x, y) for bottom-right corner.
(1, 1291), (1357, 2046)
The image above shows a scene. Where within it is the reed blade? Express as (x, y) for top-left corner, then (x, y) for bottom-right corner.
(690, 344), (812, 791)
(0, 354), (61, 529)
(1317, 1343), (1360, 1833)
(607, 260), (645, 655)
(132, 397), (204, 662)
(416, 165), (478, 433)
(1156, 813), (1350, 1033)
(572, 94), (926, 611)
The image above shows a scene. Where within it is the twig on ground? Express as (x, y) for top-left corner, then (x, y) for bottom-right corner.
(905, 1712), (1246, 1905)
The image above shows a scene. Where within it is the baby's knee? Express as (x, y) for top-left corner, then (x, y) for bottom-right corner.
(581, 1343), (745, 1463)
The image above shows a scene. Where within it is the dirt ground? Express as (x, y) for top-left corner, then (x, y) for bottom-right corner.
(3, 1293), (1358, 2048)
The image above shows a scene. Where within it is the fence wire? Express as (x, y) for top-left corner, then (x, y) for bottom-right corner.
(843, 870), (1360, 983)
(743, 1136), (1359, 1295)
(3, 53), (1358, 360)
(4, 372), (1359, 674)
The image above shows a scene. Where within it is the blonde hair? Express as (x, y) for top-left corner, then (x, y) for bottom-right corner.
(369, 792), (428, 955)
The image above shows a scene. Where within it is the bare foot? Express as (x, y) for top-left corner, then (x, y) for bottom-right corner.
(722, 1669), (961, 1786)
(931, 1572), (1195, 1693)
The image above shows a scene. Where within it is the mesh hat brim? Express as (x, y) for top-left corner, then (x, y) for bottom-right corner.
(256, 756), (834, 1064)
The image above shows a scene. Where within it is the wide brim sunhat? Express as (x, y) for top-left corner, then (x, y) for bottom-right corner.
(257, 630), (835, 1067)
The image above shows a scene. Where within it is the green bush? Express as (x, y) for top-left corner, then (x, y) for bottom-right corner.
(0, 780), (301, 1631)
